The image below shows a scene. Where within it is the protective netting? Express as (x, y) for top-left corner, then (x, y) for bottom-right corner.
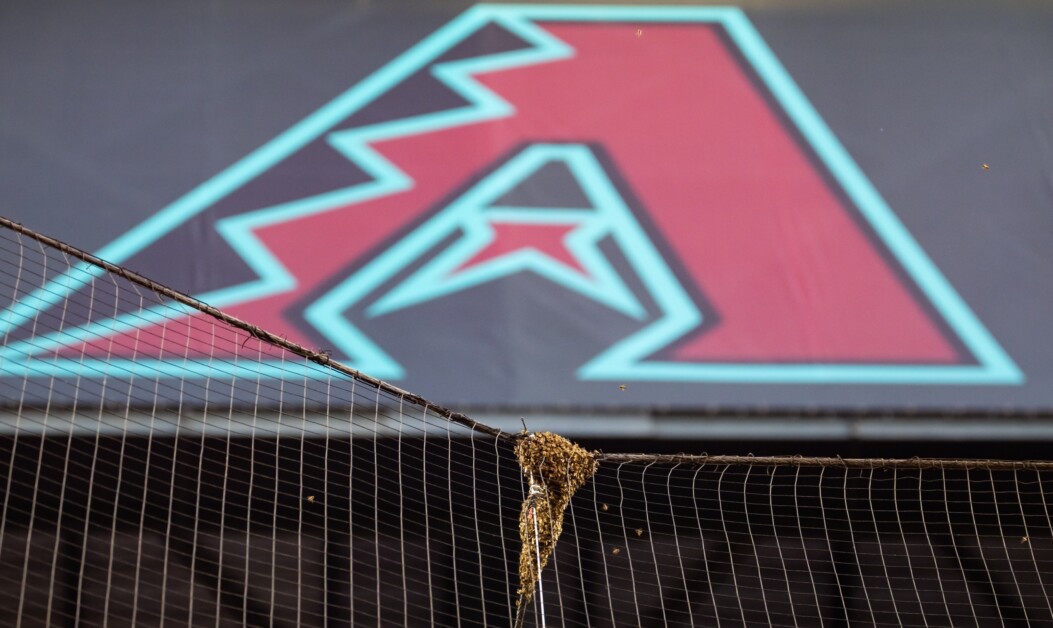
(0, 217), (523, 626)
(540, 460), (1053, 627)
(2, 215), (1053, 627)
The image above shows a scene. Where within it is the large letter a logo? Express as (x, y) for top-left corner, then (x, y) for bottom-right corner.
(0, 5), (1021, 394)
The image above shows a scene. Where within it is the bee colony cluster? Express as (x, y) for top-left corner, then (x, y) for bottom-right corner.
(514, 431), (598, 610)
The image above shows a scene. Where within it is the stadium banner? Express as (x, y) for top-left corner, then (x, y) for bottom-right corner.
(2, 1), (1052, 416)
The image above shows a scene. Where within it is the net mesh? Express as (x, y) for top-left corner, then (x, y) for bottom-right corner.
(550, 461), (1053, 627)
(1, 215), (1053, 627)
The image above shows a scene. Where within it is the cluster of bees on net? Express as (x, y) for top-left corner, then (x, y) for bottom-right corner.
(515, 431), (598, 606)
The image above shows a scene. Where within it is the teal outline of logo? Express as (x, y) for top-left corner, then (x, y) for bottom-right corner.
(0, 5), (1021, 385)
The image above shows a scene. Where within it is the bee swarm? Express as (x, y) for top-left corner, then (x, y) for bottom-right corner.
(515, 431), (598, 609)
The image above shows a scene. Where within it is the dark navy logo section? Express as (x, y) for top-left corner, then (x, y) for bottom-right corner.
(0, 5), (1021, 390)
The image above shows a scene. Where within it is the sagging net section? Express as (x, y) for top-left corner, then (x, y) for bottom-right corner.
(0, 217), (522, 626)
(2, 215), (1053, 628)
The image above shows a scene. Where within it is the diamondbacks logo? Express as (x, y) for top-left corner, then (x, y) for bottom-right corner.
(0, 5), (1021, 395)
